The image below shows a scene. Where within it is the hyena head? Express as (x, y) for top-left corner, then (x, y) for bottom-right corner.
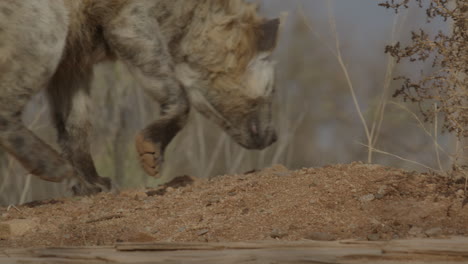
(176, 1), (280, 149)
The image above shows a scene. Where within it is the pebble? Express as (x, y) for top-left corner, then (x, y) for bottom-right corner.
(425, 227), (443, 237)
(408, 226), (423, 236)
(377, 186), (388, 195)
(359, 194), (375, 202)
(206, 197), (220, 206)
(197, 229), (209, 236)
(270, 229), (288, 239)
(375, 193), (385, 199)
(367, 233), (381, 241)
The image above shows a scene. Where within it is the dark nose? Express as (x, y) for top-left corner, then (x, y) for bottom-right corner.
(250, 124), (277, 149)
(250, 124), (262, 147)
(270, 131), (278, 144)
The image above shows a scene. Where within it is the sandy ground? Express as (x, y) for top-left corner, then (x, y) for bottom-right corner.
(1, 162), (467, 248)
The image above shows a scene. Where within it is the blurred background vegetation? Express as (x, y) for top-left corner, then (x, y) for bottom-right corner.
(0, 0), (465, 205)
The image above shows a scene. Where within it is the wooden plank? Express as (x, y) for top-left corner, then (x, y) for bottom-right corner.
(0, 237), (467, 264)
(115, 240), (359, 251)
(344, 237), (468, 257)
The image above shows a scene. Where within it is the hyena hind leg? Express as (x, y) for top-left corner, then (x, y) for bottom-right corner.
(104, 2), (190, 177)
(0, 0), (83, 191)
(47, 71), (115, 195)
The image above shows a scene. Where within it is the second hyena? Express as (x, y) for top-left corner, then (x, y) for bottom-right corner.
(0, 0), (280, 195)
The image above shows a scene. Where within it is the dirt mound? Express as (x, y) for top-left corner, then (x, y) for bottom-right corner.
(1, 163), (467, 248)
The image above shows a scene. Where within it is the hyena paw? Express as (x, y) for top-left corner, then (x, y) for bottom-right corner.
(71, 182), (103, 196)
(66, 176), (117, 196)
(135, 132), (163, 177)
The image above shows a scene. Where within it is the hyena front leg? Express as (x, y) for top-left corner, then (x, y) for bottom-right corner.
(47, 71), (114, 194)
(0, 1), (97, 193)
(104, 2), (189, 177)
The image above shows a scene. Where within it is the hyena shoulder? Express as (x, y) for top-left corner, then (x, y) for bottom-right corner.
(60, 0), (270, 70)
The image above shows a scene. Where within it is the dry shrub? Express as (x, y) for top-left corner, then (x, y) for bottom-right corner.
(380, 0), (467, 172)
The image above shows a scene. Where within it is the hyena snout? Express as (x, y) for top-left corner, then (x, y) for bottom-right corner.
(240, 117), (277, 150)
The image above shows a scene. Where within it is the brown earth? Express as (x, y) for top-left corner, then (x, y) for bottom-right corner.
(1, 162), (468, 248)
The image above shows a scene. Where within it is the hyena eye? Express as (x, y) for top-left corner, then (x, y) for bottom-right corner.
(249, 100), (259, 108)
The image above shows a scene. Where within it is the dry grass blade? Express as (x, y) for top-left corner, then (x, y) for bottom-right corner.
(390, 101), (457, 163)
(325, 0), (372, 163)
(301, 1), (404, 165)
(433, 103), (444, 172)
(358, 142), (442, 174)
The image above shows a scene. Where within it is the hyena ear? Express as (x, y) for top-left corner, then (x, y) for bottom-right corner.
(257, 18), (280, 52)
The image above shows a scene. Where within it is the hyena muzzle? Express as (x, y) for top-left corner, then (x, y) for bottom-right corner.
(0, 0), (280, 195)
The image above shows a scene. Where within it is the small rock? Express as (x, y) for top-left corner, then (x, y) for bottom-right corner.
(206, 197), (220, 206)
(377, 186), (388, 195)
(270, 229), (287, 239)
(425, 227), (443, 237)
(197, 229), (209, 236)
(456, 190), (465, 198)
(359, 194), (375, 202)
(309, 199), (317, 205)
(304, 232), (336, 241)
(367, 233), (381, 241)
(375, 193), (385, 199)
(408, 226), (423, 236)
(0, 219), (38, 239)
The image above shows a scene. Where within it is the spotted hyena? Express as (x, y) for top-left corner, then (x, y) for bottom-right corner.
(0, 0), (280, 195)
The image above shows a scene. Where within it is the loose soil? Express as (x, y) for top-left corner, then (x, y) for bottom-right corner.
(1, 162), (468, 248)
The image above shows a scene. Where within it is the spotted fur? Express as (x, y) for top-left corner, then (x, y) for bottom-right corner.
(0, 0), (280, 194)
